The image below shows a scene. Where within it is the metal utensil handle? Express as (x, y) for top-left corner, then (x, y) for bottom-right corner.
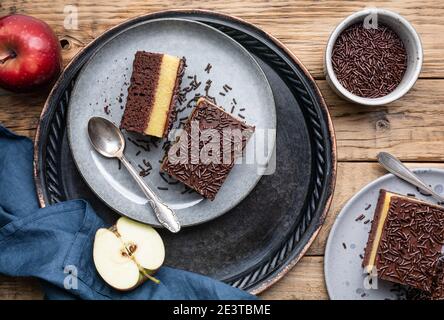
(377, 152), (444, 203)
(120, 155), (181, 233)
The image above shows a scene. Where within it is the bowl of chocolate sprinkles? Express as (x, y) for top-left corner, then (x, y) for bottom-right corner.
(325, 8), (423, 106)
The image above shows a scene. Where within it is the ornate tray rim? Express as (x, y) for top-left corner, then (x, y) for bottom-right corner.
(33, 9), (337, 295)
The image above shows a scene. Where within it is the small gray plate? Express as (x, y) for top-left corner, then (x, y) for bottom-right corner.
(67, 18), (276, 228)
(325, 168), (444, 300)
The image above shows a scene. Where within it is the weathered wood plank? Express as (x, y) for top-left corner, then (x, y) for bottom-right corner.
(259, 256), (327, 300)
(322, 79), (444, 161)
(0, 276), (43, 300)
(0, 0), (443, 79)
(2, 79), (444, 163)
(0, 89), (47, 137)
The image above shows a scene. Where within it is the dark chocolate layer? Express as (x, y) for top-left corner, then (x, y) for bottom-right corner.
(120, 51), (162, 134)
(161, 98), (254, 200)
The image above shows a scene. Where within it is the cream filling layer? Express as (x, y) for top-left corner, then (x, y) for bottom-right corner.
(144, 54), (180, 137)
(365, 192), (395, 273)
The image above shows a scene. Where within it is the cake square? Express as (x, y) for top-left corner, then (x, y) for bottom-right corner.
(120, 51), (185, 138)
(363, 189), (444, 295)
(161, 98), (255, 200)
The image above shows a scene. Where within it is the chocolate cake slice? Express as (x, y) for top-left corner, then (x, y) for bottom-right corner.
(363, 189), (444, 296)
(120, 51), (184, 138)
(161, 98), (255, 200)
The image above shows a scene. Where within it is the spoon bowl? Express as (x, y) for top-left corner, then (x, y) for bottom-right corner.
(88, 117), (125, 158)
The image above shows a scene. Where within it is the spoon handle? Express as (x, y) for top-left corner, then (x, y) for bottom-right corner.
(377, 152), (444, 203)
(120, 155), (181, 233)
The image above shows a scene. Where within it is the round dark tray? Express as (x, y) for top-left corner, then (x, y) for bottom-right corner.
(34, 10), (336, 294)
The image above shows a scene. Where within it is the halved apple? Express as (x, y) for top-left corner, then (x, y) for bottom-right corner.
(93, 217), (165, 291)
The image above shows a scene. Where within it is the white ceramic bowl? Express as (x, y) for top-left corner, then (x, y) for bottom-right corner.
(324, 8), (423, 106)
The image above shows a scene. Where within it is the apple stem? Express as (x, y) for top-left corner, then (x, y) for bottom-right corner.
(139, 268), (161, 285)
(0, 51), (16, 64)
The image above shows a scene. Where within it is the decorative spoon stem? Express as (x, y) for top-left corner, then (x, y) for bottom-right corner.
(119, 155), (180, 233)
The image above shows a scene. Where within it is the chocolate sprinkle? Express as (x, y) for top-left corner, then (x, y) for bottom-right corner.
(204, 63), (212, 73)
(223, 84), (232, 92)
(416, 186), (432, 197)
(137, 159), (152, 177)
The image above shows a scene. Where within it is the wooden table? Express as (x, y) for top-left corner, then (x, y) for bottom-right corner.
(1, 0), (443, 300)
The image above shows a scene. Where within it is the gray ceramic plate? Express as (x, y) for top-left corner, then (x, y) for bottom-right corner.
(67, 18), (276, 228)
(325, 168), (444, 300)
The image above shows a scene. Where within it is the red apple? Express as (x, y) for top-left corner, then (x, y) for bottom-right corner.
(0, 14), (62, 92)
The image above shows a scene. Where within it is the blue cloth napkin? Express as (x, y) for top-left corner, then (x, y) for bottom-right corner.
(0, 126), (255, 300)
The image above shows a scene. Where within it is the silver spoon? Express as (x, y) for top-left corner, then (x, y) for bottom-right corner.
(377, 152), (444, 203)
(87, 116), (181, 233)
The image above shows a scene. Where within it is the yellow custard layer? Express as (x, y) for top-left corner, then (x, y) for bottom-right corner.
(144, 54), (181, 138)
(365, 191), (395, 273)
